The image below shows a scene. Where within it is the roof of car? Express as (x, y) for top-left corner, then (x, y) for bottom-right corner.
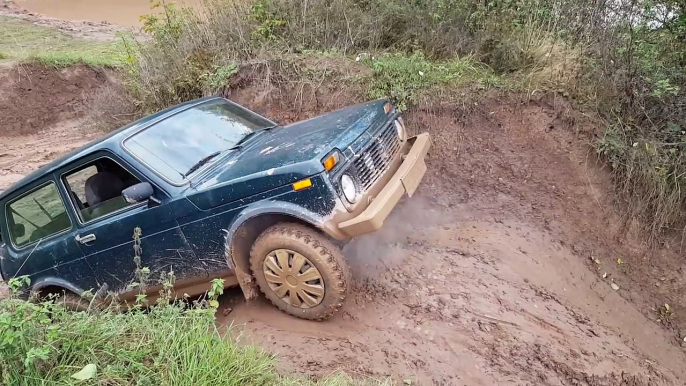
(0, 97), (222, 201)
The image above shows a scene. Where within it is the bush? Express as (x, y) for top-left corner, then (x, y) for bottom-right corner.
(127, 0), (255, 112)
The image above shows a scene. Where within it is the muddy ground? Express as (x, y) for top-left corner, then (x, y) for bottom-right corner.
(3, 10), (686, 386)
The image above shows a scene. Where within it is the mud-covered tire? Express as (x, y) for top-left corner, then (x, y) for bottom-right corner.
(250, 223), (349, 320)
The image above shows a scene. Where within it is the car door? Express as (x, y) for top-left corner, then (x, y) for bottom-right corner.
(58, 151), (204, 295)
(1, 177), (99, 295)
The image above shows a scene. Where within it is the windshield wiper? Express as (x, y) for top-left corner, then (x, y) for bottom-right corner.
(228, 132), (257, 151)
(183, 151), (221, 177)
(228, 125), (279, 151)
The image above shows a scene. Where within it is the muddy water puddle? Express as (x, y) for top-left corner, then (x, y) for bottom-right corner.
(16, 0), (200, 27)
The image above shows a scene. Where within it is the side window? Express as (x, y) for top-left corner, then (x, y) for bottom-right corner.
(63, 158), (141, 223)
(7, 183), (71, 247)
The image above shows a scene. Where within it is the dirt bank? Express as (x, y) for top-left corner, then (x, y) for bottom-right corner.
(0, 64), (106, 188)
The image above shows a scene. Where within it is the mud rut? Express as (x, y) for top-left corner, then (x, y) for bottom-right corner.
(2, 69), (686, 384)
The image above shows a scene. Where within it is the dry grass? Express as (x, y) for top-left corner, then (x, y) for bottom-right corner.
(84, 81), (141, 132)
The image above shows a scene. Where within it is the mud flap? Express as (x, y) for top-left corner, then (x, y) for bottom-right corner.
(226, 238), (260, 301)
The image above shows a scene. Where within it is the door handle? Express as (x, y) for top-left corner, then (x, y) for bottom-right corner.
(75, 234), (96, 245)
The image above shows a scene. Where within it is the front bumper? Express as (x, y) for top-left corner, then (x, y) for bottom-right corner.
(329, 133), (431, 238)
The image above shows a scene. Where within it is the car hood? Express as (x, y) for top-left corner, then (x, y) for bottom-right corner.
(185, 99), (390, 210)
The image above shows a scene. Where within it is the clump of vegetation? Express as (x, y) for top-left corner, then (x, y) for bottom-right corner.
(0, 276), (275, 385)
(364, 52), (494, 110)
(125, 0), (255, 111)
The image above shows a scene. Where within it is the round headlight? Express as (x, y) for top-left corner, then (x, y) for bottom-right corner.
(340, 174), (357, 203)
(394, 118), (407, 141)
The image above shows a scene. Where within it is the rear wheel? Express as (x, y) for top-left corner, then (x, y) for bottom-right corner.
(250, 223), (349, 320)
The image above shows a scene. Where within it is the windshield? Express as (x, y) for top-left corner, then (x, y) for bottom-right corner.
(124, 99), (273, 184)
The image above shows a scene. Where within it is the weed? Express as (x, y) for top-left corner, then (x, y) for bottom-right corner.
(201, 63), (239, 94)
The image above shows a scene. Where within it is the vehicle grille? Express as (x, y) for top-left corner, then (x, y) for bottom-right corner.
(352, 121), (402, 191)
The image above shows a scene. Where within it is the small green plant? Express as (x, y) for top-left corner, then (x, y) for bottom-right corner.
(251, 0), (287, 40)
(7, 276), (30, 294)
(201, 63), (239, 93)
(207, 278), (225, 309)
(140, 1), (185, 44)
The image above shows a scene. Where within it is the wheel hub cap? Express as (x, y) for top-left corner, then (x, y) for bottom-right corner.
(263, 249), (325, 308)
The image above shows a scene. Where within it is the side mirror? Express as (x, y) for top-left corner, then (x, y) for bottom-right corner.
(11, 223), (25, 238)
(122, 182), (154, 204)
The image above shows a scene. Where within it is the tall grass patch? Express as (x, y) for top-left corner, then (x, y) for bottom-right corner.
(0, 296), (275, 385)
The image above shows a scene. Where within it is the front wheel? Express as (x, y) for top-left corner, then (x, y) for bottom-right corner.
(250, 223), (349, 320)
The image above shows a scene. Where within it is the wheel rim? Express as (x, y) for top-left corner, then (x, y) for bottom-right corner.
(262, 249), (325, 308)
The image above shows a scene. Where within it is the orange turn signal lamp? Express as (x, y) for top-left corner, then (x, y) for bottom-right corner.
(292, 178), (313, 191)
(322, 152), (339, 171)
(384, 102), (393, 114)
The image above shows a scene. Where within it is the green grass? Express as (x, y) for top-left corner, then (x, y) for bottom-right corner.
(363, 51), (499, 110)
(0, 293), (389, 385)
(0, 16), (126, 67)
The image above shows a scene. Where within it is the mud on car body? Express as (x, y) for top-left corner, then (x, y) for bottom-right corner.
(0, 97), (431, 320)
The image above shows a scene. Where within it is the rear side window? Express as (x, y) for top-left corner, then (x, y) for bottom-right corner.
(7, 183), (71, 247)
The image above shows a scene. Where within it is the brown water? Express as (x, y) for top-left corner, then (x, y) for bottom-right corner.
(16, 0), (197, 27)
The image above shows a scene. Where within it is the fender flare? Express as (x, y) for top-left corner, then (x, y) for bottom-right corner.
(223, 200), (326, 300)
(30, 276), (85, 299)
(224, 200), (325, 252)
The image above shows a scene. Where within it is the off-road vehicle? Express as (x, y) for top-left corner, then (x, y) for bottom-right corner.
(0, 97), (430, 319)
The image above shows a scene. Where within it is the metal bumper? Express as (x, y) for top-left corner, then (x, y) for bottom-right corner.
(337, 133), (431, 237)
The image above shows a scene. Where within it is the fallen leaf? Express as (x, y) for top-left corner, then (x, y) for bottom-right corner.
(665, 303), (670, 311)
(594, 259), (601, 265)
(72, 364), (96, 381)
(403, 379), (413, 385)
(611, 283), (620, 291)
(617, 258), (624, 265)
(602, 272), (607, 278)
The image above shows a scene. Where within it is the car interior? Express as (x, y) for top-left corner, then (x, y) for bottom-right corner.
(64, 158), (141, 222)
(7, 182), (72, 246)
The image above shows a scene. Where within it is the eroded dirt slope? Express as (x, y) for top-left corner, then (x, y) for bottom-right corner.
(0, 64), (105, 189)
(2, 58), (686, 385)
